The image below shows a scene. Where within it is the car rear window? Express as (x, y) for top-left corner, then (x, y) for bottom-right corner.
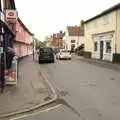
(40, 48), (53, 56)
(44, 48), (52, 53)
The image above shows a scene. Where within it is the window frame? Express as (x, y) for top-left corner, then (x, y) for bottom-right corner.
(71, 40), (75, 43)
(105, 41), (111, 53)
(103, 14), (110, 25)
(94, 19), (98, 28)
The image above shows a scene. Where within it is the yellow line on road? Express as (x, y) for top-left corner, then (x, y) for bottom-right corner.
(10, 104), (61, 120)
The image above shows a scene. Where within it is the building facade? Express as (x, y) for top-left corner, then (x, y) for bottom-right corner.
(0, 0), (18, 85)
(14, 18), (33, 57)
(64, 26), (84, 51)
(84, 3), (120, 62)
(45, 33), (63, 48)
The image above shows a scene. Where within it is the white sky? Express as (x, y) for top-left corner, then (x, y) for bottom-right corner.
(15, 0), (120, 41)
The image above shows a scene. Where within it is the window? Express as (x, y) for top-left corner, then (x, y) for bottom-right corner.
(106, 41), (111, 53)
(94, 42), (98, 51)
(86, 24), (89, 29)
(8, 23), (14, 31)
(71, 40), (75, 43)
(94, 20), (98, 28)
(104, 14), (109, 24)
(71, 44), (75, 51)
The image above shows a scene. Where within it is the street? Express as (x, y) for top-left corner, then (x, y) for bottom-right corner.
(1, 1), (120, 120)
(12, 55), (120, 120)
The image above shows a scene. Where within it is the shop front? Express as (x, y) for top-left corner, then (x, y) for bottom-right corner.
(4, 9), (18, 85)
(92, 32), (114, 62)
(4, 31), (18, 85)
(0, 12), (18, 91)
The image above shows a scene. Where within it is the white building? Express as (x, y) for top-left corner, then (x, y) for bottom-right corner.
(63, 26), (84, 51)
(84, 3), (120, 62)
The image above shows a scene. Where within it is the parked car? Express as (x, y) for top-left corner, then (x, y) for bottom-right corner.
(56, 50), (71, 60)
(38, 47), (54, 63)
(52, 48), (60, 55)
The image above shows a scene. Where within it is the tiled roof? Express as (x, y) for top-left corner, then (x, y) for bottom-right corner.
(67, 26), (84, 36)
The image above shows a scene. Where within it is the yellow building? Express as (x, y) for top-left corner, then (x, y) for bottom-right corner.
(84, 3), (120, 62)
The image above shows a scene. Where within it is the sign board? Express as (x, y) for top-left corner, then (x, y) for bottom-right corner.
(5, 10), (18, 21)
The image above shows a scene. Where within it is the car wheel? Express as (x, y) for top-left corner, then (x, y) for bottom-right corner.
(51, 59), (54, 63)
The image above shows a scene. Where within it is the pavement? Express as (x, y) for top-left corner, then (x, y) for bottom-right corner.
(0, 55), (56, 119)
(74, 54), (120, 72)
(11, 105), (82, 120)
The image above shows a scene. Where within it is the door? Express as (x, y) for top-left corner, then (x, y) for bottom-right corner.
(71, 44), (75, 52)
(100, 41), (104, 59)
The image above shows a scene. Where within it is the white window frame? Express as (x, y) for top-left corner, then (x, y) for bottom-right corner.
(105, 40), (111, 53)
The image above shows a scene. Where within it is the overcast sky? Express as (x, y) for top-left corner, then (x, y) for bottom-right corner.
(15, 0), (120, 41)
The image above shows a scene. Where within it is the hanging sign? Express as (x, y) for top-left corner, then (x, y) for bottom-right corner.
(5, 10), (18, 22)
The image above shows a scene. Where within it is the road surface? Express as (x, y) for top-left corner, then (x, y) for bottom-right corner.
(12, 55), (120, 120)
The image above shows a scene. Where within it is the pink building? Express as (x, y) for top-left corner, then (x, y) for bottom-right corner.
(14, 18), (33, 57)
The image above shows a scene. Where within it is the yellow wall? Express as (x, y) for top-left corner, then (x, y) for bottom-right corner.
(85, 11), (117, 52)
(116, 9), (120, 53)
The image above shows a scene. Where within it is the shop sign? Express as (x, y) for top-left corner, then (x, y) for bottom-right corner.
(0, 12), (5, 22)
(5, 10), (18, 21)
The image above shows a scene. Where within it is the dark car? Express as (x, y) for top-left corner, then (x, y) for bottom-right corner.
(38, 47), (54, 63)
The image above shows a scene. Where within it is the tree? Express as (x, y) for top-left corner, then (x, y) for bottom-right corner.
(75, 44), (84, 51)
(34, 38), (45, 50)
(80, 20), (84, 26)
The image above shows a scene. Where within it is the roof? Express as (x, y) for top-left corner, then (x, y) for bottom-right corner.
(85, 3), (120, 23)
(67, 26), (84, 36)
(18, 18), (34, 36)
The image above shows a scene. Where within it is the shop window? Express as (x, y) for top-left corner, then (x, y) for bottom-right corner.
(106, 41), (111, 53)
(94, 41), (98, 51)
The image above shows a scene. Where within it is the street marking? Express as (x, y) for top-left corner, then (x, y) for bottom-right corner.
(10, 104), (61, 120)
